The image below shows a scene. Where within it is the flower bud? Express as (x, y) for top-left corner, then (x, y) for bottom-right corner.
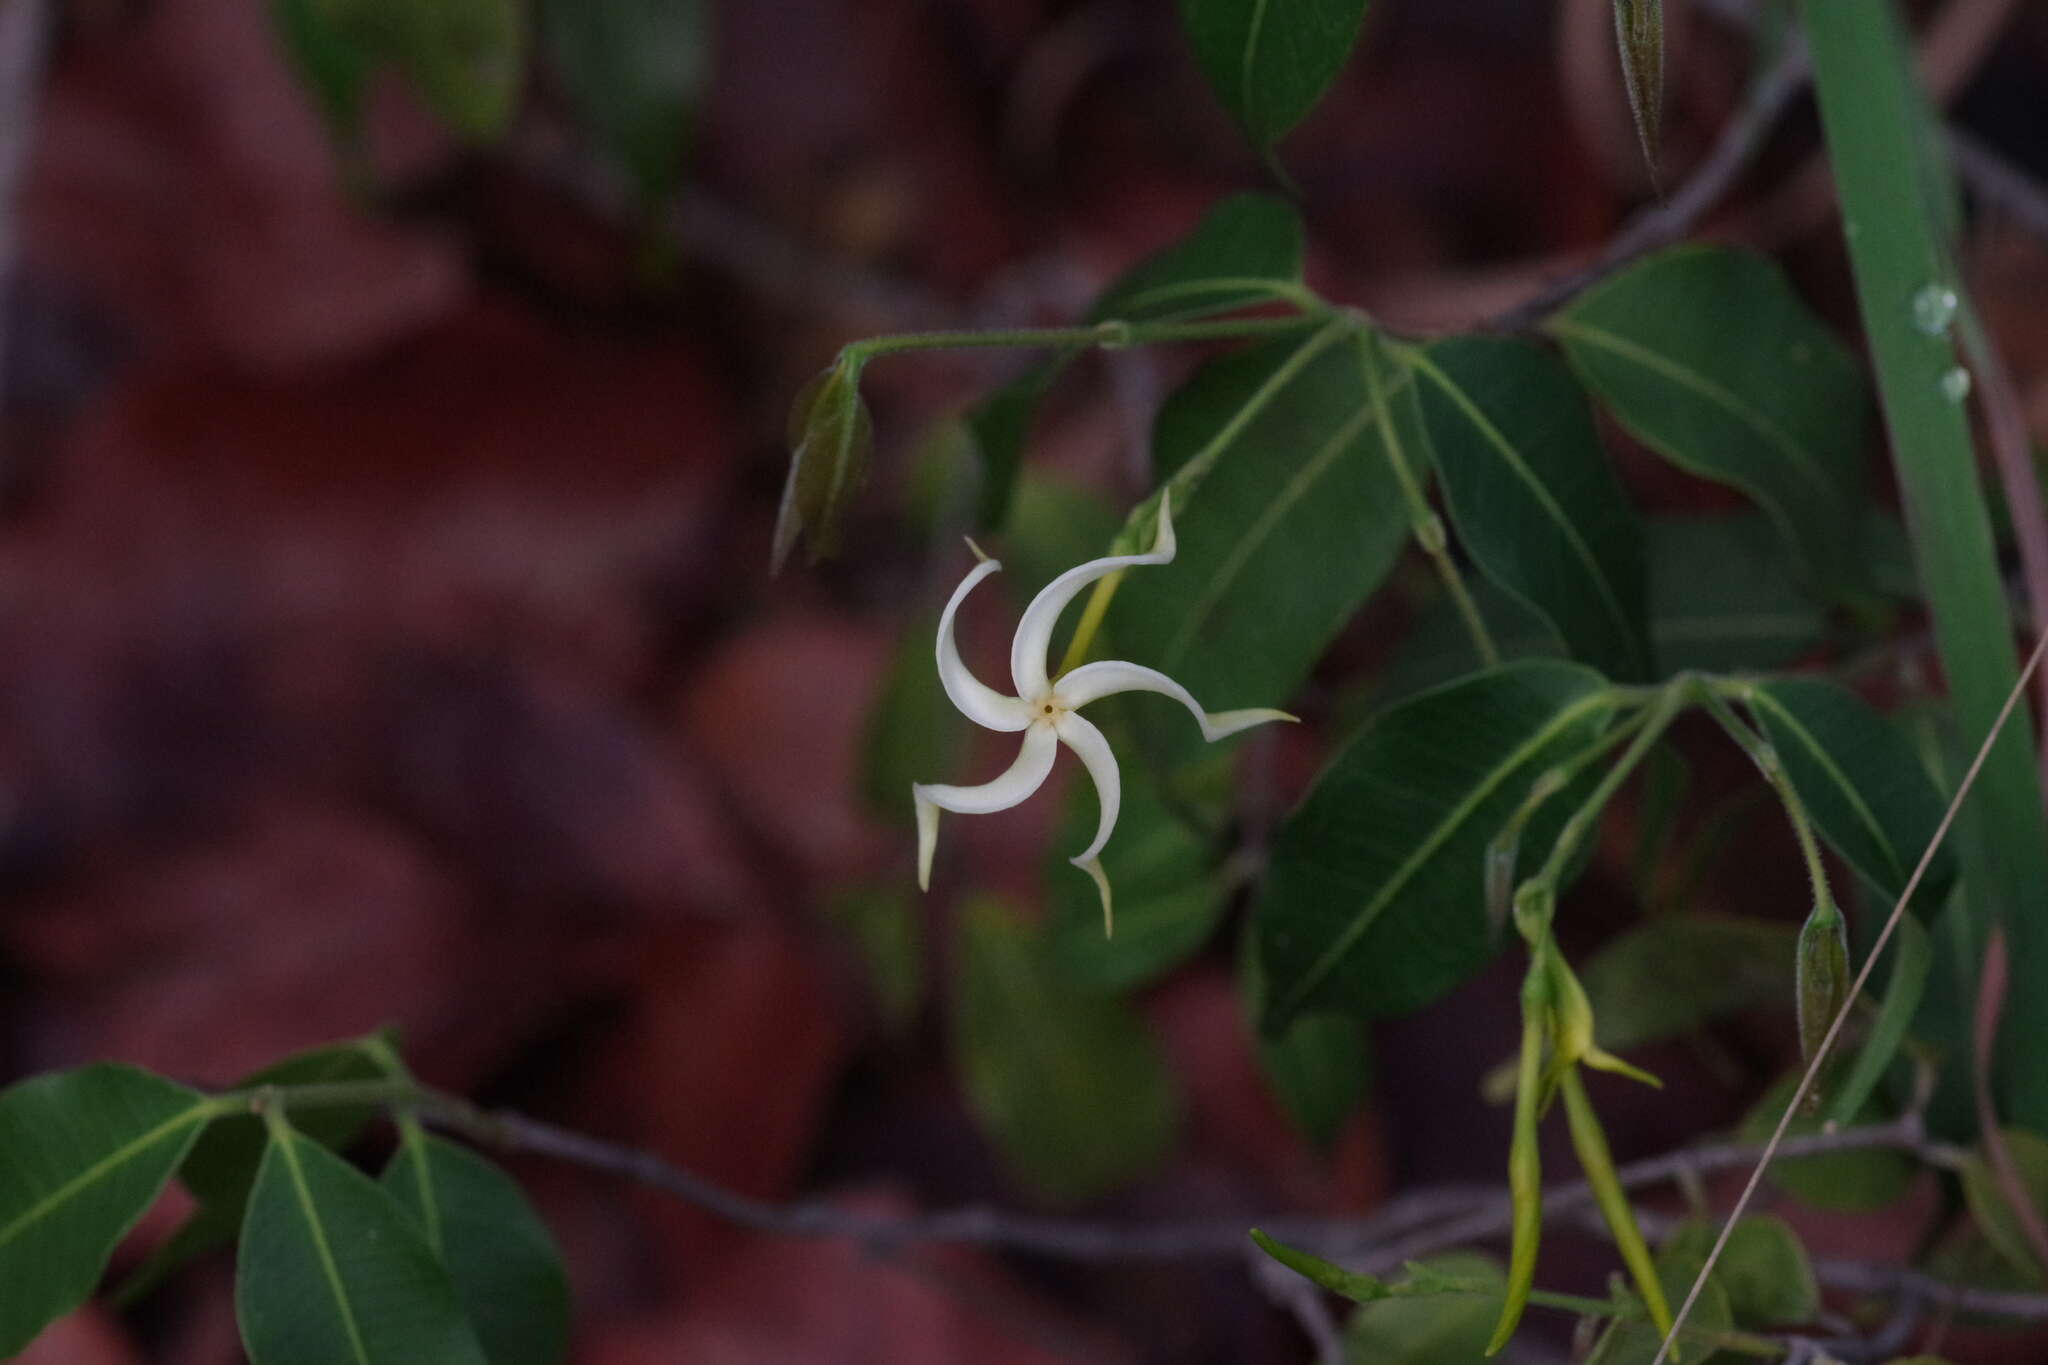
(1795, 897), (1851, 1068)
(773, 361), (874, 572)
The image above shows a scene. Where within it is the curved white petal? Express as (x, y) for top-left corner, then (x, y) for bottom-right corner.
(1057, 659), (1297, 742)
(936, 558), (1031, 732)
(1054, 711), (1122, 935)
(1009, 490), (1177, 699)
(913, 724), (1059, 889)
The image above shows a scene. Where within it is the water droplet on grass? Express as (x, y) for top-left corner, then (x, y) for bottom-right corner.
(1911, 284), (1958, 335)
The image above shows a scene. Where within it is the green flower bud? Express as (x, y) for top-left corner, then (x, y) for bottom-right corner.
(1795, 897), (1851, 1068)
(773, 360), (874, 572)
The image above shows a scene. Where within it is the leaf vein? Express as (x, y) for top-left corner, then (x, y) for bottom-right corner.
(276, 1131), (374, 1365)
(1275, 688), (1615, 1018)
(0, 1103), (207, 1255)
(1410, 352), (1641, 664)
(1550, 318), (1838, 507)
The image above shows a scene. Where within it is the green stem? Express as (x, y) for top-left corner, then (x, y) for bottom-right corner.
(1531, 681), (1690, 893)
(1488, 700), (1669, 939)
(229, 1079), (506, 1146)
(1358, 330), (1498, 667)
(356, 1035), (443, 1246)
(1693, 681), (1835, 916)
(848, 313), (1320, 362)
(1419, 1281), (1782, 1357)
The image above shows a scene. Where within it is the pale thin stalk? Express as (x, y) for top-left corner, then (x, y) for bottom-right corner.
(1650, 629), (2048, 1365)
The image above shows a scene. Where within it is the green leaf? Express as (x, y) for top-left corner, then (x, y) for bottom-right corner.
(382, 1132), (572, 1365)
(827, 881), (925, 1034)
(1176, 0), (1373, 154)
(1613, 0), (1664, 177)
(539, 0), (708, 204)
(1746, 678), (1957, 907)
(1578, 913), (1797, 1053)
(237, 1122), (488, 1365)
(1826, 910), (1930, 1125)
(276, 0), (525, 148)
(1381, 514), (1824, 697)
(1551, 245), (1869, 597)
(772, 361), (874, 572)
(1409, 337), (1652, 681)
(0, 1065), (212, 1357)
(1647, 515), (1826, 674)
(1739, 1072), (1915, 1211)
(1630, 745), (1689, 900)
(1374, 580), (1560, 707)
(1003, 475), (1125, 604)
(963, 363), (1067, 532)
(1959, 1127), (2048, 1284)
(118, 1036), (392, 1305)
(992, 474), (1128, 685)
(271, 0), (375, 150)
(1341, 1252), (1506, 1364)
(1108, 328), (1415, 717)
(1660, 1216), (1819, 1327)
(1242, 930), (1371, 1150)
(951, 898), (1178, 1204)
(1257, 661), (1618, 1026)
(1250, 1229), (1391, 1303)
(1045, 754), (1229, 993)
(1803, 0), (2048, 1125)
(340, 0), (527, 140)
(860, 612), (967, 827)
(1090, 194), (1305, 324)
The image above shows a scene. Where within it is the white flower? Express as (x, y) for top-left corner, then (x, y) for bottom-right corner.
(914, 492), (1295, 933)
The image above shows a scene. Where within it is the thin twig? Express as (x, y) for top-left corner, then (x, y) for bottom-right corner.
(1356, 1113), (1954, 1273)
(505, 117), (950, 330)
(1485, 36), (1811, 333)
(255, 1080), (2048, 1354)
(1812, 1258), (2048, 1321)
(1651, 631), (2048, 1365)
(372, 1087), (1948, 1265)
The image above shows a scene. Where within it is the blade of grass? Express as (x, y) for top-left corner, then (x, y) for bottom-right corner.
(1799, 0), (2048, 1126)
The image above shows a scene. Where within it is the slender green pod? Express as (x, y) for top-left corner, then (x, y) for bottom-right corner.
(1487, 964), (1552, 1355)
(1559, 1068), (1675, 1348)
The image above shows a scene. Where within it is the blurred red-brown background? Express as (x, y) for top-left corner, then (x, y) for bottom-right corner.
(5, 1), (2048, 1361)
